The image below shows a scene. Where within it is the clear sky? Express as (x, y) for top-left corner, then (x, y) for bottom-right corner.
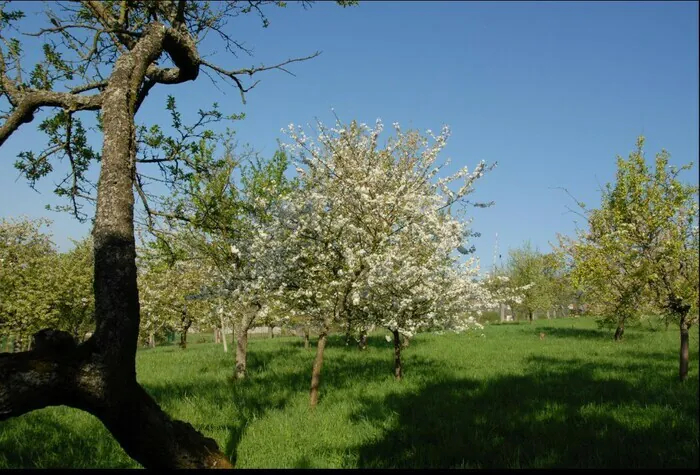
(1, 1), (698, 271)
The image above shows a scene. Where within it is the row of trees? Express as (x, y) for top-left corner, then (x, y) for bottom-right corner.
(485, 243), (575, 323)
(135, 118), (500, 406)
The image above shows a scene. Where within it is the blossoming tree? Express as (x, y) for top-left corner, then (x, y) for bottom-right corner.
(279, 118), (494, 403)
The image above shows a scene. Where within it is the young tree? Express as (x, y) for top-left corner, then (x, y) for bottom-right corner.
(561, 137), (698, 367)
(506, 243), (558, 323)
(0, 1), (354, 467)
(279, 119), (493, 401)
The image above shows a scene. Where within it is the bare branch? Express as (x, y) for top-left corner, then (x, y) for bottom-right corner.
(200, 51), (320, 103)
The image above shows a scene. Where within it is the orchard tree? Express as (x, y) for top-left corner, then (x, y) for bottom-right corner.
(506, 242), (558, 323)
(0, 1), (355, 468)
(613, 138), (697, 380)
(561, 137), (698, 367)
(0, 217), (57, 351)
(279, 119), (493, 402)
(482, 272), (532, 322)
(149, 140), (298, 379)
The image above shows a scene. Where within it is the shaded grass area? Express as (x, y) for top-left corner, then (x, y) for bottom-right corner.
(0, 317), (697, 468)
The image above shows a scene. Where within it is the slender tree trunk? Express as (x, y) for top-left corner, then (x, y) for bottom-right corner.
(546, 310), (551, 319)
(148, 332), (155, 349)
(303, 327), (310, 350)
(528, 310), (533, 324)
(358, 329), (367, 350)
(309, 328), (329, 408)
(220, 316), (228, 354)
(679, 314), (690, 382)
(500, 303), (506, 322)
(235, 325), (249, 380)
(393, 329), (402, 381)
(268, 326), (274, 339)
(614, 318), (625, 341)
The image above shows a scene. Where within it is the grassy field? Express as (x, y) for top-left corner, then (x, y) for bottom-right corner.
(0, 316), (698, 468)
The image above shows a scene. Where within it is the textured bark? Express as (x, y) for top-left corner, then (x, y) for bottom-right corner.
(148, 332), (155, 349)
(0, 23), (231, 468)
(235, 328), (248, 380)
(309, 330), (328, 408)
(234, 313), (255, 380)
(393, 329), (402, 381)
(0, 330), (231, 468)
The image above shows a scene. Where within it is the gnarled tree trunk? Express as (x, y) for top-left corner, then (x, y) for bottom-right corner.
(0, 23), (232, 468)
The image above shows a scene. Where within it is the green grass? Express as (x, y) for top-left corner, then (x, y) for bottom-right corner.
(0, 317), (698, 468)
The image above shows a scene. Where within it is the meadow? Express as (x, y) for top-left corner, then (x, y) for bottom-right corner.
(0, 316), (697, 469)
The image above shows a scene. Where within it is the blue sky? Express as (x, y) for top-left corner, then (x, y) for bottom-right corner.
(1, 1), (698, 271)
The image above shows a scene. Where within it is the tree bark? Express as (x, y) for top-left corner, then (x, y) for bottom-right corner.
(0, 330), (231, 468)
(234, 312), (256, 380)
(303, 327), (310, 350)
(220, 317), (228, 354)
(268, 325), (274, 339)
(148, 332), (155, 349)
(528, 310), (533, 324)
(235, 325), (249, 380)
(309, 329), (328, 408)
(0, 24), (232, 468)
(393, 329), (402, 381)
(500, 303), (506, 322)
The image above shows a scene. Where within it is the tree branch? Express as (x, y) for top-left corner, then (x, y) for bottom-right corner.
(200, 51), (321, 104)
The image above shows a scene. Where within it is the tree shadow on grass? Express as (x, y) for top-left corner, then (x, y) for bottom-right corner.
(0, 409), (137, 468)
(351, 355), (699, 469)
(139, 336), (448, 467)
